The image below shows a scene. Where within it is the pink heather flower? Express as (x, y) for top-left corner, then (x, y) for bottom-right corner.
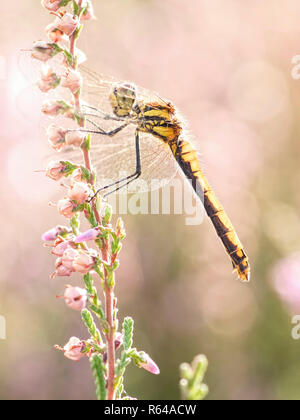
(114, 332), (123, 350)
(81, 0), (95, 21)
(46, 21), (66, 43)
(72, 250), (96, 274)
(55, 13), (79, 36)
(65, 131), (86, 148)
(41, 0), (61, 12)
(68, 182), (91, 204)
(37, 66), (60, 93)
(53, 257), (73, 277)
(45, 160), (67, 181)
(57, 198), (77, 219)
(271, 254), (300, 312)
(138, 352), (160, 375)
(51, 238), (75, 257)
(62, 247), (79, 270)
(71, 167), (87, 183)
(42, 100), (70, 117)
(59, 337), (86, 362)
(42, 225), (71, 241)
(75, 228), (100, 243)
(61, 69), (82, 94)
(63, 285), (87, 311)
(31, 40), (60, 62)
(47, 124), (66, 151)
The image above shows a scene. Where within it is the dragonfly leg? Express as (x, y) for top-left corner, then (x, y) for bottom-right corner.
(86, 121), (129, 137)
(89, 129), (141, 200)
(82, 104), (124, 122)
(68, 124), (128, 137)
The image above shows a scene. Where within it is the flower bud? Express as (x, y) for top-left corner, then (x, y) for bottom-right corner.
(57, 198), (77, 219)
(75, 228), (100, 243)
(46, 160), (67, 181)
(65, 131), (86, 148)
(54, 257), (73, 277)
(62, 247), (79, 270)
(42, 100), (71, 117)
(31, 40), (61, 62)
(71, 167), (87, 183)
(81, 0), (95, 21)
(37, 66), (60, 93)
(114, 332), (123, 350)
(116, 217), (126, 239)
(55, 13), (79, 37)
(61, 69), (82, 94)
(41, 0), (61, 12)
(47, 124), (67, 151)
(52, 238), (75, 257)
(103, 332), (123, 363)
(137, 352), (160, 375)
(72, 250), (95, 274)
(46, 22), (66, 43)
(57, 337), (86, 362)
(68, 182), (91, 204)
(42, 225), (72, 241)
(64, 285), (87, 311)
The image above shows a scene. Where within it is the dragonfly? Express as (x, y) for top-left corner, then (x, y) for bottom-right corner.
(72, 67), (251, 283)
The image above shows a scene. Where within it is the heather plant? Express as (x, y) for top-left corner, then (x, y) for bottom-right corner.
(36, 0), (159, 400)
(179, 355), (209, 400)
(33, 0), (207, 401)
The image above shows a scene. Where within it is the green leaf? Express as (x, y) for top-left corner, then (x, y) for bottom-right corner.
(81, 309), (102, 344)
(190, 355), (208, 390)
(80, 166), (91, 183)
(83, 273), (94, 294)
(70, 214), (80, 235)
(115, 351), (131, 377)
(179, 354), (209, 401)
(90, 354), (107, 400)
(72, 0), (80, 15)
(50, 43), (63, 56)
(84, 203), (98, 228)
(63, 49), (75, 67)
(74, 24), (83, 40)
(83, 134), (91, 151)
(61, 160), (78, 176)
(122, 317), (134, 352)
(104, 204), (112, 225)
(59, 0), (72, 6)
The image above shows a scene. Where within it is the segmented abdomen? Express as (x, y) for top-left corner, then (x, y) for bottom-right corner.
(171, 138), (250, 282)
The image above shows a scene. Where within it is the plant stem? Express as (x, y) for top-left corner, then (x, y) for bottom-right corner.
(68, 7), (116, 399)
(105, 284), (115, 400)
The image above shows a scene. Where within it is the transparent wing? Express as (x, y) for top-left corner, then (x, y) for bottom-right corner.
(18, 50), (69, 84)
(80, 65), (170, 115)
(55, 121), (179, 194)
(18, 56), (180, 193)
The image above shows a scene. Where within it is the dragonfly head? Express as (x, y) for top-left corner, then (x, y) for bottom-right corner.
(109, 82), (137, 117)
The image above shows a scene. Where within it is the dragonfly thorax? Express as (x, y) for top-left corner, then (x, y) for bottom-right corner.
(109, 82), (137, 117)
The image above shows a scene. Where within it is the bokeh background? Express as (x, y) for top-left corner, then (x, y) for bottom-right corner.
(1, 0), (300, 400)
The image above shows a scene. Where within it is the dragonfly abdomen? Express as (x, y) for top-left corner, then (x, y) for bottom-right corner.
(172, 138), (250, 282)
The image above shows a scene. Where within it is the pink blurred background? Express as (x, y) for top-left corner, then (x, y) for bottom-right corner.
(1, 0), (300, 400)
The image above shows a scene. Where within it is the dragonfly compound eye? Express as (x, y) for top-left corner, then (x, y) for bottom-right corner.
(109, 83), (137, 117)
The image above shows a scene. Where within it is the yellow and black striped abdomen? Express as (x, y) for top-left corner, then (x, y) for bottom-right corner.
(172, 138), (250, 282)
